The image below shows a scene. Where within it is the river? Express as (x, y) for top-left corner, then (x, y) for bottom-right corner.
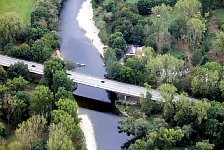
(59, 0), (129, 149)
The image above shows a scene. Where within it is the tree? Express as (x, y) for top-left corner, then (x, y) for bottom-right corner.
(0, 15), (24, 48)
(140, 87), (152, 115)
(148, 127), (184, 149)
(158, 83), (177, 102)
(47, 123), (74, 150)
(175, 0), (201, 20)
(174, 96), (194, 126)
(196, 140), (215, 150)
(108, 32), (126, 50)
(191, 49), (203, 66)
(137, 0), (154, 15)
(147, 54), (184, 84)
(55, 98), (79, 124)
(150, 3), (172, 41)
(30, 39), (52, 63)
(192, 100), (211, 124)
(6, 77), (29, 92)
(187, 14), (206, 52)
(7, 62), (29, 80)
(15, 115), (47, 149)
(103, 0), (116, 12)
(168, 19), (187, 43)
(105, 61), (121, 80)
(55, 87), (73, 101)
(2, 93), (16, 124)
(52, 70), (73, 93)
(0, 66), (7, 83)
(30, 85), (54, 114)
(43, 58), (65, 90)
(213, 31), (224, 52)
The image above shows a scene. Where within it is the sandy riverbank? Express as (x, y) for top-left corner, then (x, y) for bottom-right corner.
(79, 114), (97, 150)
(76, 0), (105, 56)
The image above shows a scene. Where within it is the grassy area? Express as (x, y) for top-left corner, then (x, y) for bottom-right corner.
(0, 0), (36, 23)
(126, 0), (139, 4)
(213, 8), (224, 26)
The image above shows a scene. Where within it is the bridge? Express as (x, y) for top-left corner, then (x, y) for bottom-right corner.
(0, 54), (189, 101)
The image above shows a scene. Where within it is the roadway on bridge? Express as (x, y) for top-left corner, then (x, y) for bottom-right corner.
(0, 54), (194, 101)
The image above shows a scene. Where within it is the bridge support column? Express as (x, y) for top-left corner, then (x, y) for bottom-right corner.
(124, 95), (127, 101)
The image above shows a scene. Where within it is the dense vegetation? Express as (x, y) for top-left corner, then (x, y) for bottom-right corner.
(0, 0), (61, 63)
(117, 84), (224, 149)
(93, 0), (224, 149)
(0, 59), (86, 149)
(94, 0), (224, 101)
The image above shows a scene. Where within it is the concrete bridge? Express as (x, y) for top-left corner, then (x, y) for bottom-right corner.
(0, 54), (190, 101)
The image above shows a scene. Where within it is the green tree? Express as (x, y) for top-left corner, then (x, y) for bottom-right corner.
(6, 77), (29, 92)
(52, 70), (73, 93)
(191, 49), (203, 66)
(15, 115), (47, 149)
(168, 19), (187, 43)
(196, 140), (215, 150)
(175, 0), (201, 20)
(213, 31), (224, 52)
(192, 100), (211, 124)
(140, 87), (152, 116)
(42, 58), (65, 90)
(55, 98), (79, 124)
(55, 87), (73, 101)
(47, 123), (74, 150)
(2, 93), (16, 124)
(30, 85), (53, 114)
(158, 83), (177, 102)
(108, 32), (126, 50)
(174, 96), (193, 126)
(7, 62), (29, 80)
(0, 15), (24, 48)
(187, 14), (206, 52)
(150, 3), (172, 41)
(30, 39), (52, 63)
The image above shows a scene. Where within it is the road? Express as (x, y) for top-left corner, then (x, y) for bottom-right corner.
(0, 54), (194, 100)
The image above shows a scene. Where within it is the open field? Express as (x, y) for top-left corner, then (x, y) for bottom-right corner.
(0, 0), (36, 23)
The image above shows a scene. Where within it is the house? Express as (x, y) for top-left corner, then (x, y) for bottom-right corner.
(125, 45), (143, 57)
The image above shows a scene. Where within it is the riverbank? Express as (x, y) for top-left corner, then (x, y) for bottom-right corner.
(76, 0), (105, 56)
(79, 114), (97, 150)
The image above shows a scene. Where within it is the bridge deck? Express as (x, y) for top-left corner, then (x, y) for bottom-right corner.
(0, 54), (185, 100)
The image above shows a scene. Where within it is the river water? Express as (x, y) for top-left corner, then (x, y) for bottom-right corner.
(59, 0), (129, 149)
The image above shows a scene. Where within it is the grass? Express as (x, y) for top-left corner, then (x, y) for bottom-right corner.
(126, 0), (139, 4)
(0, 0), (36, 23)
(213, 8), (224, 26)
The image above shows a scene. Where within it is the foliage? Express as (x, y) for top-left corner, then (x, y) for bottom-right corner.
(6, 77), (29, 92)
(47, 123), (74, 150)
(7, 62), (30, 80)
(15, 115), (47, 149)
(30, 85), (53, 114)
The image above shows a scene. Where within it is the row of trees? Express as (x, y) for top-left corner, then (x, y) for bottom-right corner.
(118, 84), (224, 149)
(0, 58), (86, 149)
(0, 0), (62, 63)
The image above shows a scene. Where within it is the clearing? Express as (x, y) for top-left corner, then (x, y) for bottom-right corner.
(0, 0), (36, 23)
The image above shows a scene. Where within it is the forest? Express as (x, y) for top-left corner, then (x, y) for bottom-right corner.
(92, 0), (224, 149)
